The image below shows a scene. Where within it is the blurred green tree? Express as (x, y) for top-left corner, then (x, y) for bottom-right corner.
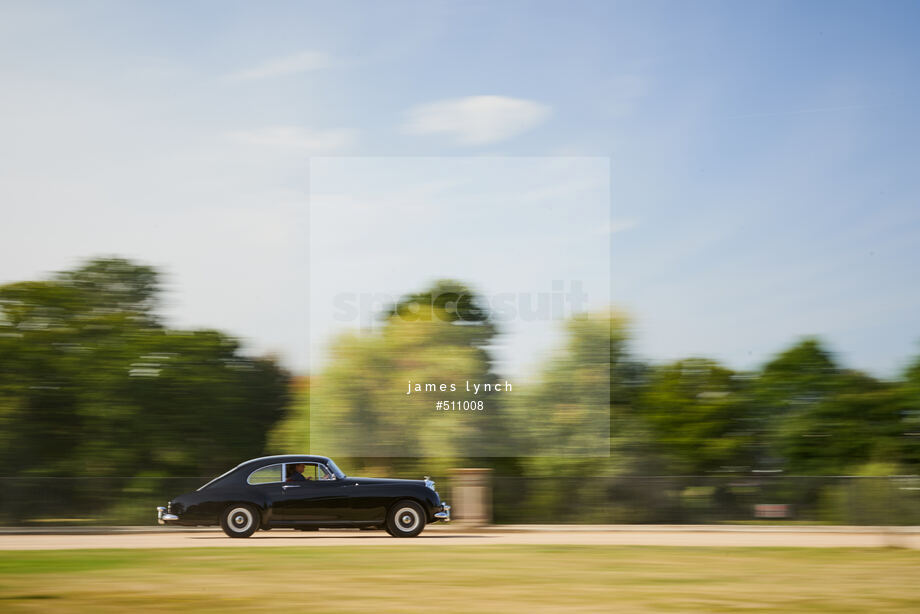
(755, 338), (910, 474)
(266, 376), (310, 453)
(899, 355), (920, 469)
(310, 280), (506, 460)
(509, 311), (619, 465)
(0, 257), (289, 479)
(637, 358), (753, 475)
(773, 370), (904, 474)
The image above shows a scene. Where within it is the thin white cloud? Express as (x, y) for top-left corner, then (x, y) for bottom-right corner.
(404, 95), (551, 145)
(226, 126), (356, 153)
(226, 51), (330, 81)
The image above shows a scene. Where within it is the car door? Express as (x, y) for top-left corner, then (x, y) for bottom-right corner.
(272, 463), (350, 523)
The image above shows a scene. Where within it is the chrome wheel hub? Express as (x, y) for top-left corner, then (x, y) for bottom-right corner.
(227, 507), (253, 532)
(395, 507), (420, 532)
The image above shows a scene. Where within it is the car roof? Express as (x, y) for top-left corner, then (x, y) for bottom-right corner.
(236, 454), (333, 469)
(197, 455), (337, 491)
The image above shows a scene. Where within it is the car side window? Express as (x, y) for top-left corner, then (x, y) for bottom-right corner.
(281, 463), (336, 481)
(247, 464), (282, 484)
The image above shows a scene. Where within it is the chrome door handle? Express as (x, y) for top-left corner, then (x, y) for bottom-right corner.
(282, 484), (301, 490)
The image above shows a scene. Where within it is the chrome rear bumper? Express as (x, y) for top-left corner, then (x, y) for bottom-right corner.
(157, 506), (179, 525)
(434, 503), (451, 522)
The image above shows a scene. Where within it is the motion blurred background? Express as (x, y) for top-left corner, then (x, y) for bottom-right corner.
(1, 0), (920, 529)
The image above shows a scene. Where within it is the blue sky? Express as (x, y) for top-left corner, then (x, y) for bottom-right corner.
(1, 0), (918, 377)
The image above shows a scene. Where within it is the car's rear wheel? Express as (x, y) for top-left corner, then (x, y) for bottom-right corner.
(386, 500), (425, 537)
(220, 504), (259, 538)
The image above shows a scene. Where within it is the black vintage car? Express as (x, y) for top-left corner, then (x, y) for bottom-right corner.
(156, 455), (450, 538)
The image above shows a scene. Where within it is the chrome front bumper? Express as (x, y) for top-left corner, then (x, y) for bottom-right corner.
(157, 506), (179, 525)
(434, 503), (451, 522)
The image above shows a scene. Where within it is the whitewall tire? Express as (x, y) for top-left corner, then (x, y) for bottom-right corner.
(386, 500), (426, 537)
(220, 504), (259, 538)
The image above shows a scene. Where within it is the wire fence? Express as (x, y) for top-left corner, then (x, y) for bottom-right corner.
(0, 477), (206, 527)
(491, 475), (920, 525)
(1, 475), (919, 526)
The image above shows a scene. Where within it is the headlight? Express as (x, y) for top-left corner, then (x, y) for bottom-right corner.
(424, 476), (436, 491)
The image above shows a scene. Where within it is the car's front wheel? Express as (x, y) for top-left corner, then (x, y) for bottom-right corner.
(220, 504), (259, 538)
(386, 500), (426, 537)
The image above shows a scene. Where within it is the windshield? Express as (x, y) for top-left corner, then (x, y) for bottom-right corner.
(325, 458), (346, 479)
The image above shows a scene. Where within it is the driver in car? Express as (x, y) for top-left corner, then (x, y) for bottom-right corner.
(287, 463), (309, 482)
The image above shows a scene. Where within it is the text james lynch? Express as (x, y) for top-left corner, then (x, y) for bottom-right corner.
(406, 380), (512, 395)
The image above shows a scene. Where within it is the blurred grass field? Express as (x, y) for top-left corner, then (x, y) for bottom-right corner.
(1, 546), (919, 612)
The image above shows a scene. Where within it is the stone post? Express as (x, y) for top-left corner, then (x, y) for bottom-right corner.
(450, 468), (492, 527)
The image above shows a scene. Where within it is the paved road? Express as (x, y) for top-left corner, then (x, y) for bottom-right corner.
(2, 525), (919, 550)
